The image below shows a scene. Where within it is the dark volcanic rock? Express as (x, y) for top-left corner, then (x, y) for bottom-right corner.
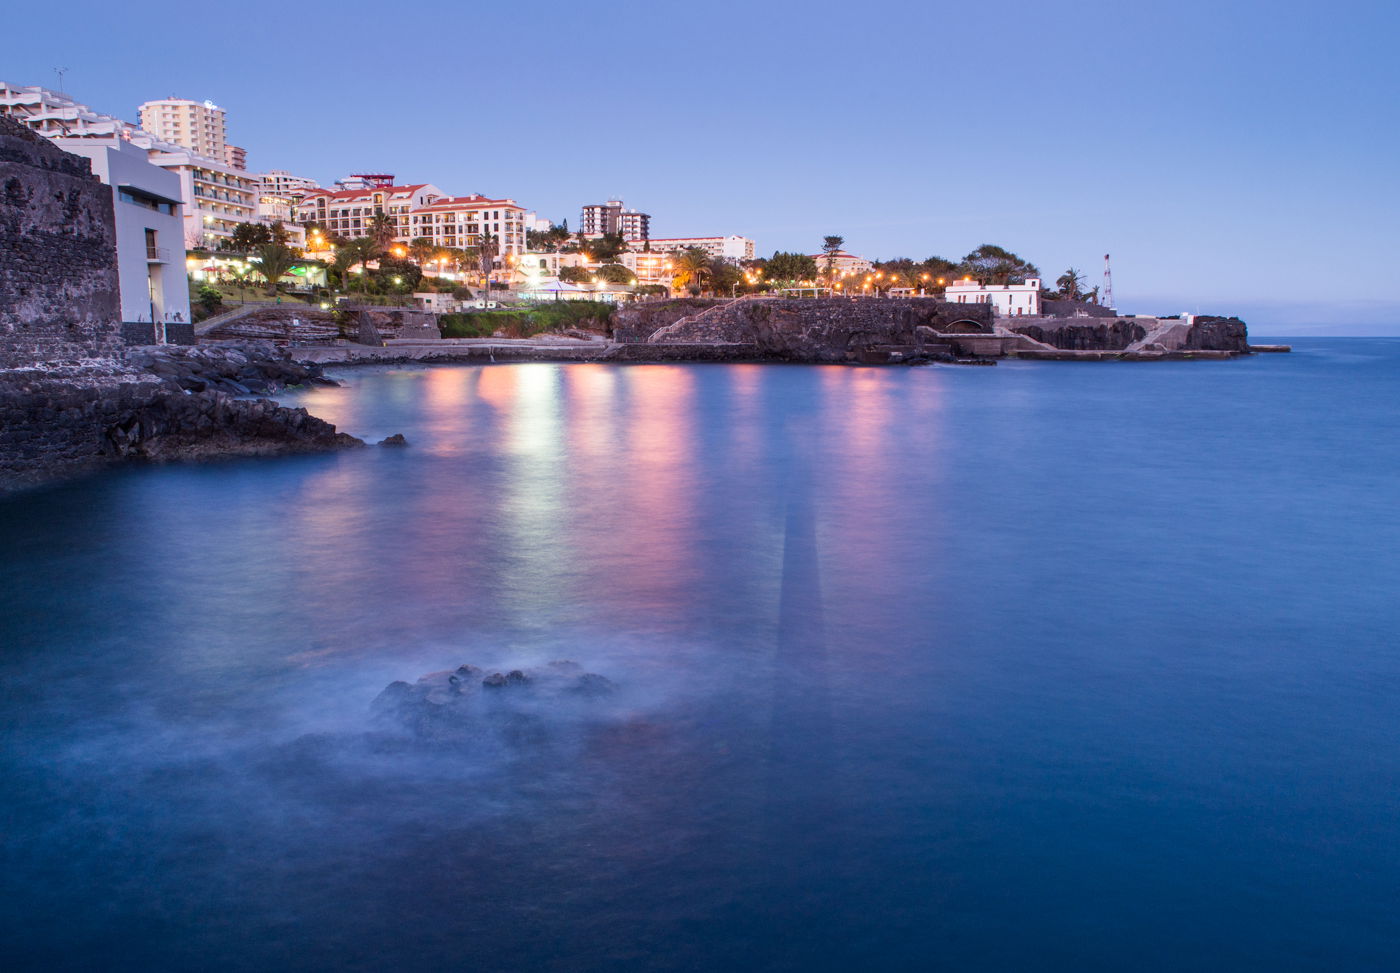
(0, 342), (361, 494)
(379, 433), (408, 446)
(104, 390), (363, 462)
(1010, 318), (1148, 351)
(1183, 315), (1250, 352)
(372, 660), (618, 742)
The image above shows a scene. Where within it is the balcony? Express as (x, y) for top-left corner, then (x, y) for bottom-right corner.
(146, 245), (171, 263)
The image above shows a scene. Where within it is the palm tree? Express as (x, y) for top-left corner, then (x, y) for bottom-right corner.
(253, 243), (298, 297)
(228, 265), (254, 304)
(821, 235), (844, 285)
(339, 237), (379, 292)
(1056, 267), (1086, 301)
(369, 212), (397, 251)
(671, 247), (713, 295)
(331, 248), (359, 293)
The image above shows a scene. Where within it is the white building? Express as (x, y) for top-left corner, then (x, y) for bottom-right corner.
(409, 195), (528, 258)
(3, 83), (272, 252)
(138, 97), (230, 164)
(642, 235), (755, 263)
(258, 169), (320, 200)
(141, 143), (260, 250)
(53, 136), (191, 332)
(943, 276), (1042, 316)
(0, 82), (136, 138)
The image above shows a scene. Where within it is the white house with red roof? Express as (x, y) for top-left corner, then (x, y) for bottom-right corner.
(408, 195), (527, 257)
(292, 183), (443, 241)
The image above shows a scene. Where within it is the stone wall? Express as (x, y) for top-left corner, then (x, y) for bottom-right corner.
(614, 298), (996, 362)
(0, 116), (121, 367)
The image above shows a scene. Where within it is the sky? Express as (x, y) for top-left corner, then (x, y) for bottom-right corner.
(7, 0), (1398, 332)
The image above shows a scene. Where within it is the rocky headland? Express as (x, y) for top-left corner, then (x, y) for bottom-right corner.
(0, 342), (363, 495)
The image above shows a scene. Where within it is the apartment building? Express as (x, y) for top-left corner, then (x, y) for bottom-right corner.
(258, 169), (320, 200)
(643, 235), (755, 263)
(410, 196), (527, 258)
(580, 199), (650, 242)
(53, 135), (191, 331)
(138, 97), (230, 163)
(140, 143), (260, 249)
(0, 82), (135, 138)
(293, 183), (443, 241)
(3, 83), (264, 252)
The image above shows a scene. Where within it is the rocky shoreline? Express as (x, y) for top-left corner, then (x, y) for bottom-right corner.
(0, 343), (363, 496)
(0, 300), (1283, 497)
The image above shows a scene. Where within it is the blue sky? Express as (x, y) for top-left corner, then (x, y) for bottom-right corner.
(8, 0), (1398, 331)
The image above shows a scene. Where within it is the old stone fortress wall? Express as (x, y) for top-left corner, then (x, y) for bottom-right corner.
(0, 116), (123, 368)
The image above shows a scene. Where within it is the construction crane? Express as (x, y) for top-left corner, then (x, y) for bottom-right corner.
(1102, 254), (1114, 311)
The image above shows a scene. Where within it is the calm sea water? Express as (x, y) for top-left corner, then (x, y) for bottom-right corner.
(3, 338), (1399, 971)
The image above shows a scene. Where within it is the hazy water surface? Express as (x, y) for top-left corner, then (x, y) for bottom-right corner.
(3, 339), (1399, 970)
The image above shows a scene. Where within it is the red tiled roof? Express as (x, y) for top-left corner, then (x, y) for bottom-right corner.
(298, 183), (431, 203)
(415, 195), (522, 212)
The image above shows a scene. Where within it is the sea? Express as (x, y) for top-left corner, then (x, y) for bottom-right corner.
(2, 337), (1398, 971)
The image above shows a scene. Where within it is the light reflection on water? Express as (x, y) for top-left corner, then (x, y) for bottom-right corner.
(4, 345), (1400, 970)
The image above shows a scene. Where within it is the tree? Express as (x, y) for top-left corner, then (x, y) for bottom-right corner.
(821, 235), (844, 282)
(230, 222), (272, 254)
(710, 260), (743, 295)
(409, 237), (437, 268)
(526, 223), (573, 252)
(477, 231), (498, 284)
(228, 264), (255, 304)
(958, 244), (1040, 285)
(1055, 268), (1086, 301)
(671, 247), (714, 295)
(369, 212), (397, 250)
(588, 232), (628, 262)
(596, 263), (634, 284)
(268, 221), (293, 247)
(558, 266), (594, 284)
(763, 251), (819, 285)
(373, 257), (423, 292)
(338, 237), (379, 291)
(252, 243), (298, 296)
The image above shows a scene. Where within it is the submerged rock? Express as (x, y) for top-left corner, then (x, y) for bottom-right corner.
(371, 660), (617, 742)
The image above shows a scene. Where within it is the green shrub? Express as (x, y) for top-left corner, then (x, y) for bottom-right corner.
(195, 284), (223, 314)
(437, 301), (614, 339)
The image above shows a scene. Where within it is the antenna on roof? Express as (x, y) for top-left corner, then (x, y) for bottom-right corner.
(54, 67), (69, 95)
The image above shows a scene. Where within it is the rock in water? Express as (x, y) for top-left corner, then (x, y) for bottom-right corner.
(378, 433), (408, 446)
(371, 660), (617, 742)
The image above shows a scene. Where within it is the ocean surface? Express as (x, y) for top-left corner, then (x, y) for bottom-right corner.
(3, 337), (1399, 971)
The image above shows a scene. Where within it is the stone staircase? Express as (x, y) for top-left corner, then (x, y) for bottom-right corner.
(194, 303), (267, 338)
(1126, 318), (1191, 353)
(645, 296), (754, 343)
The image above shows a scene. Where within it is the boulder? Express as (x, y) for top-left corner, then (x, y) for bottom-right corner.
(371, 660), (618, 742)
